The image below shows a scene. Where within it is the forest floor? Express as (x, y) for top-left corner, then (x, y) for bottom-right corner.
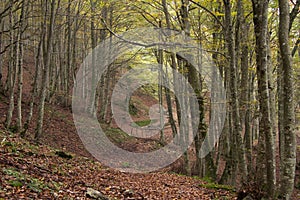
(0, 131), (237, 199)
(0, 92), (238, 199)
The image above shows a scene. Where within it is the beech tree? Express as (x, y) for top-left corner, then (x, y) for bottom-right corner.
(0, 0), (299, 198)
(252, 0), (276, 198)
(278, 0), (296, 198)
(35, 0), (57, 141)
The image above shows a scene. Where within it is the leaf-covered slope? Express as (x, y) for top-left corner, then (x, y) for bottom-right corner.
(0, 133), (236, 199)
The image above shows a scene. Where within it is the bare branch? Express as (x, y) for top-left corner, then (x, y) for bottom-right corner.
(291, 37), (299, 57)
(289, 0), (300, 31)
(189, 0), (225, 30)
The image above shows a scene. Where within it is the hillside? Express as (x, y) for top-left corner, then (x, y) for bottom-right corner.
(0, 130), (237, 199)
(0, 86), (239, 199)
(1, 0), (300, 199)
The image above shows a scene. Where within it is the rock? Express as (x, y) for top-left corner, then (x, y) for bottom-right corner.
(55, 151), (73, 159)
(86, 188), (109, 200)
(123, 189), (134, 198)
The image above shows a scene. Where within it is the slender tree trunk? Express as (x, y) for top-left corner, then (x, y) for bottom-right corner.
(65, 0), (72, 106)
(21, 20), (44, 137)
(278, 0), (296, 198)
(0, 20), (3, 93)
(35, 0), (56, 141)
(176, 0), (192, 177)
(17, 0), (28, 132)
(266, 32), (277, 147)
(162, 0), (178, 138)
(224, 0), (247, 185)
(157, 34), (165, 144)
(6, 1), (18, 129)
(88, 0), (97, 116)
(163, 65), (177, 137)
(100, 5), (111, 123)
(238, 1), (252, 175)
(252, 0), (276, 198)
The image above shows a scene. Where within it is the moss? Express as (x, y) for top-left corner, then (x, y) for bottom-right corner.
(132, 119), (151, 127)
(199, 176), (214, 183)
(3, 167), (60, 193)
(199, 182), (235, 192)
(104, 127), (134, 144)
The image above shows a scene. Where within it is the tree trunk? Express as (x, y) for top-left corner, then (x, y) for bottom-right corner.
(161, 0), (178, 138)
(21, 18), (44, 137)
(237, 1), (252, 174)
(35, 0), (56, 141)
(157, 36), (165, 144)
(224, 0), (247, 185)
(88, 0), (97, 116)
(0, 20), (3, 93)
(17, 0), (28, 132)
(278, 0), (296, 198)
(252, 0), (276, 198)
(6, 1), (18, 129)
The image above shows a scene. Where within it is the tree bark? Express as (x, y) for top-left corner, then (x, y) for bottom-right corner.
(237, 0), (252, 175)
(88, 0), (97, 116)
(21, 16), (44, 137)
(278, 0), (296, 198)
(252, 0), (276, 198)
(35, 0), (56, 141)
(0, 20), (3, 93)
(162, 0), (178, 138)
(17, 0), (28, 132)
(223, 0), (247, 185)
(6, 0), (18, 129)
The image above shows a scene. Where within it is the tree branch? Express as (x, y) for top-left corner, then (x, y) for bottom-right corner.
(289, 0), (300, 31)
(100, 18), (196, 49)
(291, 37), (299, 57)
(189, 0), (224, 30)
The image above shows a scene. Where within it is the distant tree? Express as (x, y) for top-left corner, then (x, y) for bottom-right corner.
(6, 0), (18, 129)
(35, 0), (57, 141)
(0, 21), (3, 93)
(16, 0), (29, 132)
